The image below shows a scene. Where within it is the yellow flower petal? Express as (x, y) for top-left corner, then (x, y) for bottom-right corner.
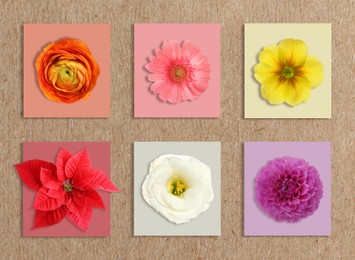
(254, 62), (280, 84)
(299, 56), (323, 88)
(258, 46), (284, 67)
(283, 77), (312, 106)
(279, 39), (308, 67)
(260, 81), (285, 105)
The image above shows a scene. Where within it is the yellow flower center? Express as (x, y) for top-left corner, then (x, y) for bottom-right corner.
(48, 60), (85, 90)
(282, 67), (294, 79)
(168, 176), (188, 196)
(175, 69), (183, 77)
(59, 67), (76, 84)
(63, 179), (73, 192)
(63, 183), (73, 192)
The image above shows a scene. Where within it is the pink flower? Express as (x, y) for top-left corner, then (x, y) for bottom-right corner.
(15, 148), (121, 231)
(145, 40), (210, 104)
(255, 157), (323, 222)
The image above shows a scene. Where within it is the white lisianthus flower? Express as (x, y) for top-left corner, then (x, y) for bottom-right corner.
(142, 154), (214, 224)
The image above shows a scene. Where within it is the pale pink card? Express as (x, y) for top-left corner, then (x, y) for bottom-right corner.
(24, 24), (110, 117)
(134, 24), (220, 118)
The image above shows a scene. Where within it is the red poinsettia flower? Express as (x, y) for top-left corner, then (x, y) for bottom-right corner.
(15, 148), (120, 231)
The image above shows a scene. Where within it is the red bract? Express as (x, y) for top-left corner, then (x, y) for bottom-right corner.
(15, 148), (120, 231)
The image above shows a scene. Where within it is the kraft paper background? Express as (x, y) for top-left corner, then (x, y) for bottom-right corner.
(0, 0), (354, 259)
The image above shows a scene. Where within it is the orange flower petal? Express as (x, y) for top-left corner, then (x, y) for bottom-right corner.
(35, 38), (100, 103)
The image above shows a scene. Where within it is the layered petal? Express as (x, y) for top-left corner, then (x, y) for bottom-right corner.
(67, 207), (92, 231)
(46, 188), (66, 199)
(299, 56), (324, 87)
(15, 160), (56, 191)
(150, 80), (166, 93)
(162, 40), (182, 60)
(65, 149), (91, 179)
(33, 206), (68, 229)
(254, 62), (280, 84)
(66, 198), (86, 217)
(145, 57), (166, 74)
(283, 77), (312, 106)
(40, 168), (61, 190)
(279, 39), (308, 66)
(260, 81), (287, 105)
(258, 45), (285, 67)
(73, 189), (105, 209)
(75, 168), (121, 192)
(33, 188), (64, 211)
(56, 148), (72, 181)
(182, 40), (201, 60)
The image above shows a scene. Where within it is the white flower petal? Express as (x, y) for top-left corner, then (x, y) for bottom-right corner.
(142, 154), (214, 224)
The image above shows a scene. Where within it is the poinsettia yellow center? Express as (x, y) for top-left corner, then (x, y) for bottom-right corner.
(63, 180), (73, 192)
(168, 176), (188, 196)
(282, 66), (294, 79)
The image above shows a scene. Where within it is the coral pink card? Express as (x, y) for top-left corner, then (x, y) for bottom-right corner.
(24, 24), (110, 117)
(134, 24), (220, 118)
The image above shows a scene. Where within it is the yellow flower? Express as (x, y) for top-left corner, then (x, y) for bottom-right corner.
(254, 39), (323, 106)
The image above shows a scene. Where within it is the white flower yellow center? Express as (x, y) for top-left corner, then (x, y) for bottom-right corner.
(142, 154), (214, 224)
(168, 176), (188, 196)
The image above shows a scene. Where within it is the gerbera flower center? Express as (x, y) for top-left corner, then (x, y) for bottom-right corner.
(63, 179), (73, 192)
(169, 65), (187, 83)
(282, 66), (294, 79)
(168, 176), (188, 196)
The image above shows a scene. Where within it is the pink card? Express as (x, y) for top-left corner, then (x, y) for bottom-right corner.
(20, 142), (116, 237)
(134, 24), (220, 118)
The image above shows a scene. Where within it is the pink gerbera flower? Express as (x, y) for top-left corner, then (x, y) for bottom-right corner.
(145, 40), (210, 104)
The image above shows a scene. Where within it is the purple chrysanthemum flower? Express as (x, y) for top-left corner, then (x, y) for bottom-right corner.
(255, 157), (323, 222)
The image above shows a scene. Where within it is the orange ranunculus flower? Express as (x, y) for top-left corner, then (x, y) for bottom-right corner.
(35, 38), (100, 103)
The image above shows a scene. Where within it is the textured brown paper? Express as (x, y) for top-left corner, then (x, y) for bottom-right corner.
(0, 0), (354, 258)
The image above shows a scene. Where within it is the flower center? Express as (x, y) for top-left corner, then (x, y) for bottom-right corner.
(282, 67), (294, 79)
(168, 176), (188, 196)
(169, 65), (187, 83)
(63, 179), (73, 192)
(60, 67), (74, 80)
(274, 172), (304, 202)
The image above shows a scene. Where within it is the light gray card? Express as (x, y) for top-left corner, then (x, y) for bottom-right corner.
(134, 142), (221, 236)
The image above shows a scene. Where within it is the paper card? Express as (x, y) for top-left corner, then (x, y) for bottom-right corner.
(20, 142), (115, 237)
(24, 24), (110, 117)
(244, 142), (331, 236)
(244, 23), (331, 118)
(134, 24), (220, 118)
(134, 142), (221, 236)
